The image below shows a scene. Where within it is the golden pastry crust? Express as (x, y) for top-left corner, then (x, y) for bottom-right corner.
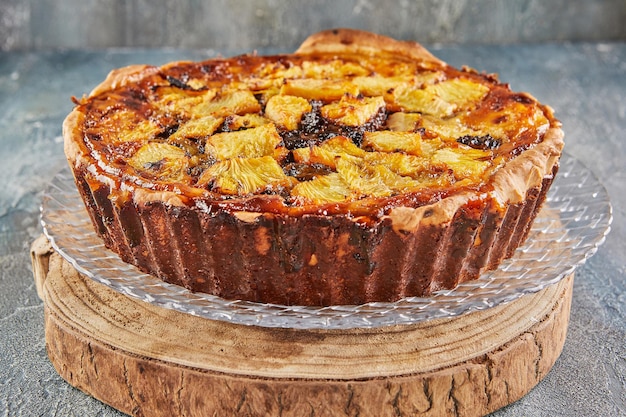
(63, 29), (563, 306)
(295, 28), (445, 66)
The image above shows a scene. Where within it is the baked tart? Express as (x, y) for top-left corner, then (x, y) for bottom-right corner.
(63, 29), (564, 306)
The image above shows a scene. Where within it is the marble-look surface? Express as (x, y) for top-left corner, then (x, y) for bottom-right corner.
(0, 43), (624, 416)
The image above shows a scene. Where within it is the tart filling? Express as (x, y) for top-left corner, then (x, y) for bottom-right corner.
(64, 29), (563, 306)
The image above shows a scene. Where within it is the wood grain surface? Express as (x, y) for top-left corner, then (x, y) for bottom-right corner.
(31, 235), (573, 417)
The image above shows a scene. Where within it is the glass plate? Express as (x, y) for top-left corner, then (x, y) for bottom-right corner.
(41, 153), (612, 329)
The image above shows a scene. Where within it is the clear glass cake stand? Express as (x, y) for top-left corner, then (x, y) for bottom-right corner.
(41, 153), (612, 329)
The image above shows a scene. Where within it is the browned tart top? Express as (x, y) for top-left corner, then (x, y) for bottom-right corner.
(65, 30), (562, 221)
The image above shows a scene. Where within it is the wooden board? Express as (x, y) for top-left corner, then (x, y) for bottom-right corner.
(31, 235), (573, 417)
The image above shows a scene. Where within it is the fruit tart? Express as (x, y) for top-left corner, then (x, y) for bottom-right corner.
(63, 29), (564, 306)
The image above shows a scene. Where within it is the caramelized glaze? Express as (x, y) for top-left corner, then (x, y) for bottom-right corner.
(72, 52), (557, 220)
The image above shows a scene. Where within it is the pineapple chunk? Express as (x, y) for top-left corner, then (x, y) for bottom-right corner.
(362, 131), (422, 155)
(243, 75), (280, 92)
(196, 156), (295, 195)
(100, 110), (161, 143)
(118, 119), (163, 143)
(419, 137), (446, 158)
(320, 136), (367, 157)
(363, 152), (430, 177)
(320, 95), (385, 127)
(351, 76), (408, 97)
(429, 78), (489, 110)
(369, 164), (424, 193)
(291, 173), (352, 204)
(336, 158), (393, 198)
(393, 78), (489, 117)
(363, 152), (452, 187)
(292, 136), (365, 169)
(432, 147), (492, 181)
(301, 60), (369, 79)
(254, 86), (281, 107)
(264, 95), (312, 131)
(207, 123), (281, 160)
(255, 61), (304, 82)
(385, 112), (422, 132)
(153, 88), (216, 117)
(129, 142), (189, 181)
(418, 114), (477, 142)
(336, 158), (424, 198)
(411, 71), (447, 87)
(185, 79), (206, 90)
(393, 85), (455, 118)
(169, 115), (224, 141)
(273, 146), (290, 164)
(224, 113), (270, 131)
(192, 89), (261, 118)
(352, 72), (443, 98)
(280, 79), (359, 101)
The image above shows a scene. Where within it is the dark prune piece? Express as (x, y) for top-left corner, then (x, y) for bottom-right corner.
(166, 75), (192, 90)
(341, 126), (365, 147)
(456, 134), (502, 150)
(280, 131), (311, 150)
(157, 124), (179, 139)
(364, 107), (388, 132)
(283, 163), (334, 181)
(300, 110), (327, 134)
(511, 93), (534, 104)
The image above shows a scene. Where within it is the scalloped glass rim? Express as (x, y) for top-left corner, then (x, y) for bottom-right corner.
(41, 153), (612, 329)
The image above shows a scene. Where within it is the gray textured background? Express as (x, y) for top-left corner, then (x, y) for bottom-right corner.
(1, 0), (626, 51)
(2, 44), (625, 416)
(0, 1), (625, 416)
